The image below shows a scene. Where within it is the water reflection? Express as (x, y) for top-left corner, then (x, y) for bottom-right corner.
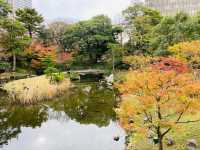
(0, 99), (48, 147)
(0, 82), (126, 150)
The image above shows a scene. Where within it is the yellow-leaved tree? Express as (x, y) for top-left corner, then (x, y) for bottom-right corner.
(169, 40), (200, 69)
(116, 69), (200, 150)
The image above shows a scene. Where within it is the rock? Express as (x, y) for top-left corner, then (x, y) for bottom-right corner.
(105, 74), (114, 85)
(167, 137), (174, 146)
(187, 139), (198, 150)
(82, 86), (92, 93)
(114, 136), (120, 141)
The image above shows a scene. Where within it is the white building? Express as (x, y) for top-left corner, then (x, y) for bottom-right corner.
(7, 0), (32, 12)
(145, 0), (200, 16)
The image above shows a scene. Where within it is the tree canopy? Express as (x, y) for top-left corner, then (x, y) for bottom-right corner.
(116, 69), (200, 150)
(0, 19), (30, 71)
(62, 15), (122, 64)
(123, 4), (162, 54)
(16, 8), (43, 38)
(0, 0), (11, 19)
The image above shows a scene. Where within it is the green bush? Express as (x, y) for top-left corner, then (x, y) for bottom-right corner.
(0, 61), (11, 71)
(44, 67), (64, 83)
(51, 72), (65, 83)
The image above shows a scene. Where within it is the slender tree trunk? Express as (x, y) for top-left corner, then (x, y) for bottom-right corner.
(28, 26), (32, 38)
(158, 137), (163, 150)
(112, 49), (115, 73)
(157, 103), (163, 150)
(157, 126), (163, 150)
(13, 53), (16, 71)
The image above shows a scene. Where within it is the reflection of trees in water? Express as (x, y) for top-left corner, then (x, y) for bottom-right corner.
(60, 83), (117, 127)
(0, 108), (20, 147)
(0, 101), (48, 147)
(0, 82), (118, 147)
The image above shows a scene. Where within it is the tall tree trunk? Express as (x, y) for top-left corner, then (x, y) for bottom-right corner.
(28, 26), (32, 38)
(12, 53), (16, 71)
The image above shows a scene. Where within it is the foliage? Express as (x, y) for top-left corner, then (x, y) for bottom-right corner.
(16, 8), (43, 37)
(123, 55), (155, 70)
(0, 61), (10, 71)
(123, 4), (162, 54)
(37, 25), (53, 46)
(26, 42), (57, 69)
(62, 15), (122, 64)
(51, 72), (65, 83)
(44, 67), (65, 83)
(107, 44), (124, 70)
(68, 72), (80, 80)
(152, 57), (189, 73)
(116, 69), (200, 150)
(0, 19), (30, 71)
(0, 0), (11, 18)
(41, 56), (56, 69)
(169, 40), (200, 69)
(151, 12), (200, 54)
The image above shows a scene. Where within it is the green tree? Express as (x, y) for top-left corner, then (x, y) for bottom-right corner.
(123, 4), (162, 54)
(108, 43), (124, 72)
(63, 15), (122, 64)
(0, 19), (30, 71)
(16, 8), (43, 38)
(0, 0), (11, 19)
(151, 12), (199, 55)
(37, 25), (53, 46)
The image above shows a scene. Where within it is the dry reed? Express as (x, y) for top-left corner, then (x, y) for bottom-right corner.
(3, 75), (71, 104)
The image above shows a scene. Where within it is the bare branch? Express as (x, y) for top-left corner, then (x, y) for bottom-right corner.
(161, 128), (171, 138)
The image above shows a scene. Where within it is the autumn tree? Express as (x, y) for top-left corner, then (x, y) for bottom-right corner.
(26, 41), (57, 70)
(0, 19), (30, 71)
(16, 8), (43, 38)
(116, 69), (200, 150)
(169, 40), (200, 69)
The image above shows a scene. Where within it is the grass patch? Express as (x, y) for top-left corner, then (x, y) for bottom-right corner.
(126, 116), (200, 150)
(3, 75), (71, 105)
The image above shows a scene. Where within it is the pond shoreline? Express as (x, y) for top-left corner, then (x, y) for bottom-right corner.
(0, 81), (126, 150)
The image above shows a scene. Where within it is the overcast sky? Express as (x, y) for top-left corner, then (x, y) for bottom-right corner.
(32, 0), (132, 22)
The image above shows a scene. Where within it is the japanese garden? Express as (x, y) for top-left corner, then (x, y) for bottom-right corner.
(0, 0), (200, 150)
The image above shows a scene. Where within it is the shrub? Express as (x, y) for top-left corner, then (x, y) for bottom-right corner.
(44, 67), (64, 83)
(0, 61), (11, 72)
(152, 57), (189, 73)
(123, 55), (155, 70)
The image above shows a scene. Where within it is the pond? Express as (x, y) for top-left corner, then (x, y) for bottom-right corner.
(0, 82), (126, 150)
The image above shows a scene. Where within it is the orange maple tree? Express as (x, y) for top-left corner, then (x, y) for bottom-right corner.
(26, 41), (57, 69)
(116, 69), (200, 150)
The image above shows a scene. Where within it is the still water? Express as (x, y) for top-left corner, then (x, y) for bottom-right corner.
(0, 82), (126, 150)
